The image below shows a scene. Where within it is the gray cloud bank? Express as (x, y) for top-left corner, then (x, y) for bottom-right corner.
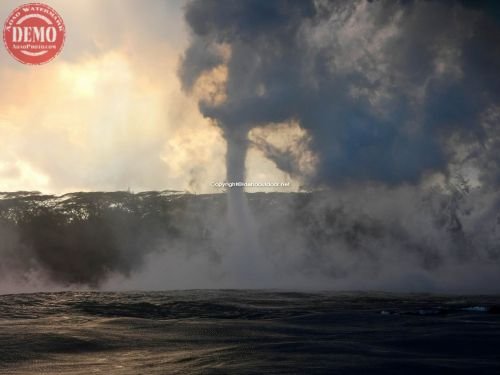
(180, 0), (500, 187)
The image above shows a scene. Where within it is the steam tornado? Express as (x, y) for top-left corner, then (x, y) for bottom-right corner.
(179, 0), (500, 189)
(176, 0), (500, 288)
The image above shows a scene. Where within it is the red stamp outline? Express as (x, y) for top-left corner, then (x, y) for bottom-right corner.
(3, 2), (65, 65)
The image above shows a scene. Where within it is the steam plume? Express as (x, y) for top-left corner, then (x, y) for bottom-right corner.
(180, 0), (500, 188)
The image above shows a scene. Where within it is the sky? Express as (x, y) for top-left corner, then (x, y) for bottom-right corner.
(2, 0), (499, 195)
(0, 0), (297, 194)
(179, 0), (500, 191)
(1, 0), (500, 292)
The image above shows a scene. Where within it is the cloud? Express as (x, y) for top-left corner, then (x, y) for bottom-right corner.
(180, 0), (500, 188)
(0, 0), (297, 194)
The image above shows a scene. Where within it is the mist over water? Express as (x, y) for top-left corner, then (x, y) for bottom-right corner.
(1, 185), (499, 294)
(108, 184), (500, 293)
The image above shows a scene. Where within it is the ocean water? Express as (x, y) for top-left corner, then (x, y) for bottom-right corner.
(0, 290), (499, 374)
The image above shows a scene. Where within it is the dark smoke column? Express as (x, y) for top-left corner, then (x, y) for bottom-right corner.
(179, 0), (500, 190)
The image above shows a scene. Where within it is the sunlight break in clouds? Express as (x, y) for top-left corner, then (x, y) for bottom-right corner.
(0, 0), (293, 194)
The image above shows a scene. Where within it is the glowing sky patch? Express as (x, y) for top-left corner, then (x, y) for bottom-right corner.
(0, 0), (294, 194)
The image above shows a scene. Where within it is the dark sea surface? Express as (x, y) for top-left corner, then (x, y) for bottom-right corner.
(0, 291), (499, 374)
